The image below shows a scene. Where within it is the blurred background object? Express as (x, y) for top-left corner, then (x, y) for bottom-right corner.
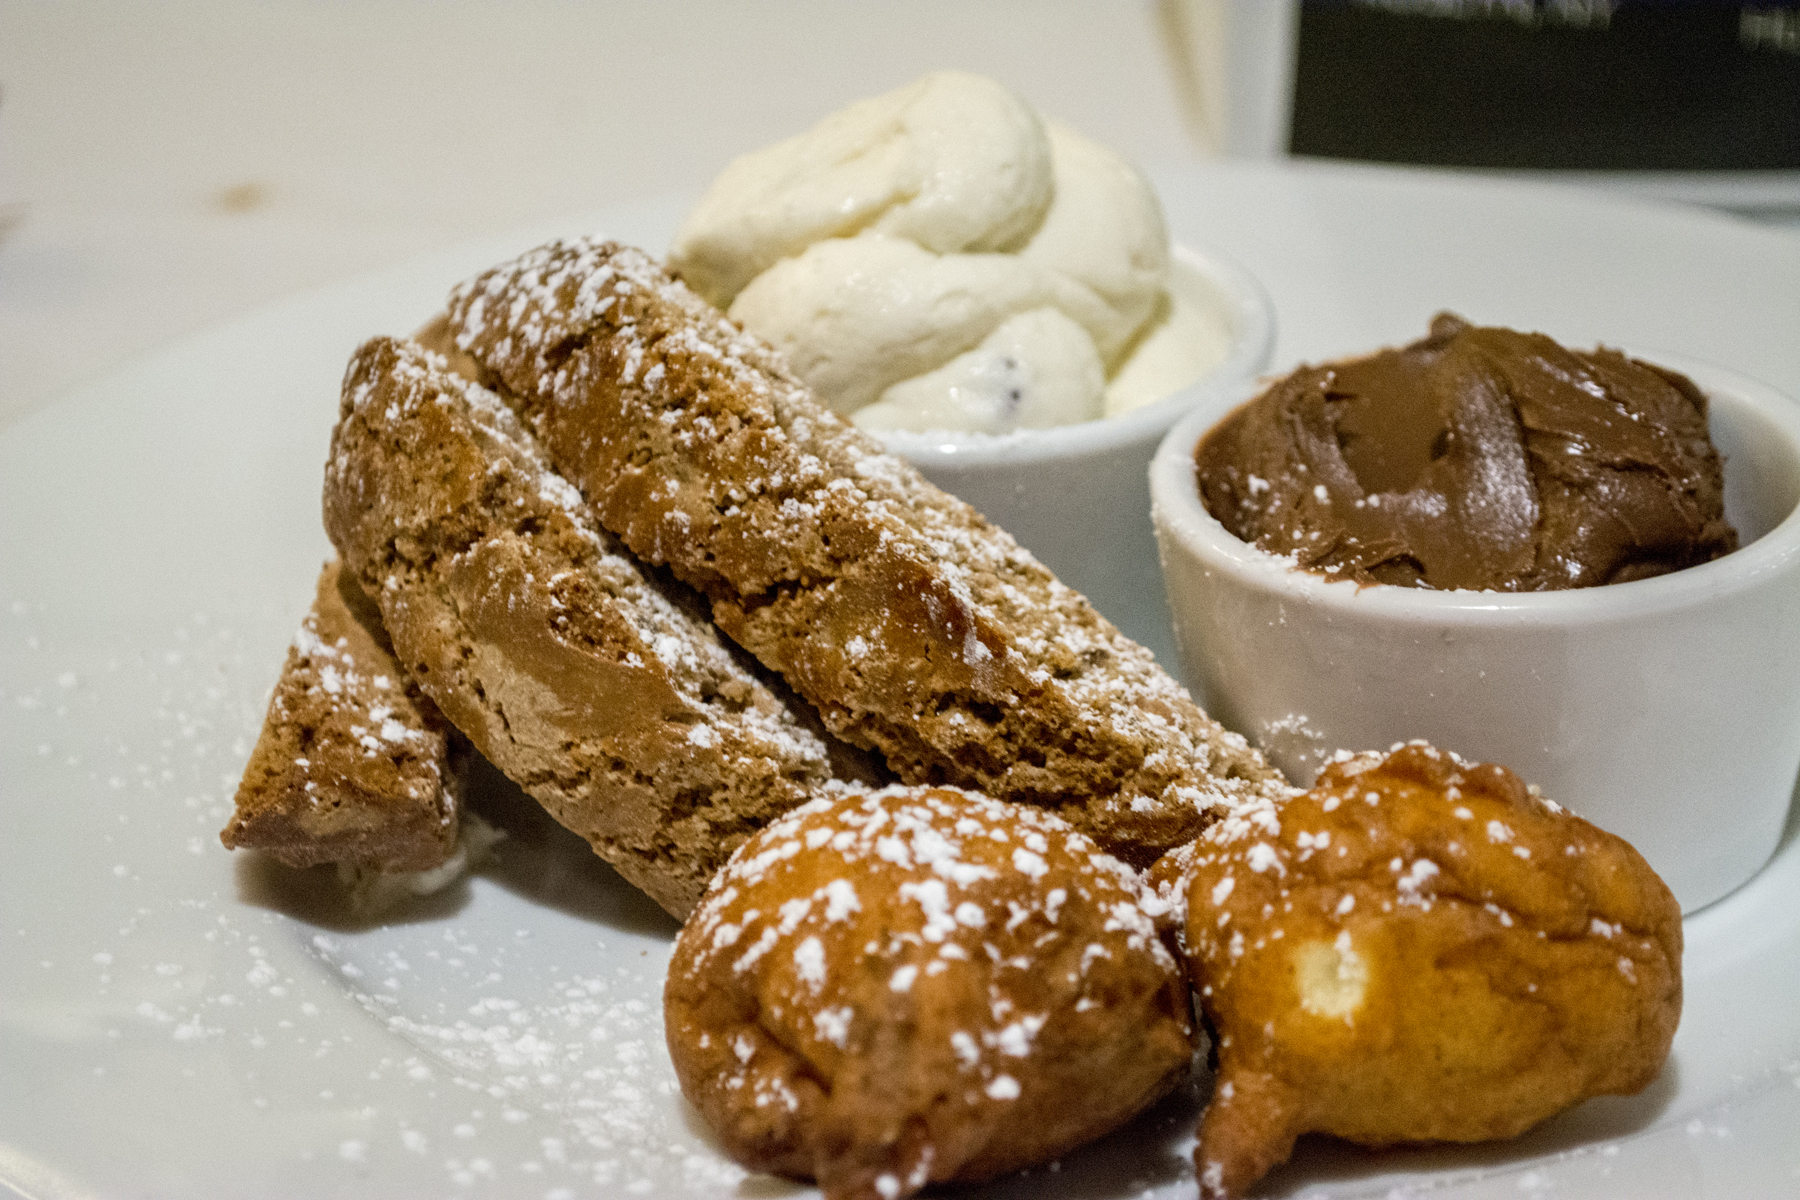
(2, 0), (1794, 430)
(1158, 0), (1800, 214)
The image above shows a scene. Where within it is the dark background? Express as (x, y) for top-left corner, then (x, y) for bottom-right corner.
(1291, 0), (1800, 169)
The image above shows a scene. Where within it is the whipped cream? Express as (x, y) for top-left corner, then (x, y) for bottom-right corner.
(670, 71), (1223, 435)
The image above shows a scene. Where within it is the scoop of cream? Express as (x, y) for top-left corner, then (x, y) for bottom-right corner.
(670, 71), (1208, 435)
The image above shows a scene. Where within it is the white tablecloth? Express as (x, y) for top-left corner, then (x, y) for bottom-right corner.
(0, 0), (1204, 429)
(5, 0), (1795, 432)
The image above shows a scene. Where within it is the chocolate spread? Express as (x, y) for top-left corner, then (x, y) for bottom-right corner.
(1195, 314), (1738, 590)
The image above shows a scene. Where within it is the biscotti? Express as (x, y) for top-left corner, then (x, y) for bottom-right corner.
(322, 335), (845, 918)
(445, 239), (1293, 866)
(222, 559), (464, 871)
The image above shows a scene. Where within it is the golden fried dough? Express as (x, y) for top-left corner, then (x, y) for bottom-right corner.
(1149, 742), (1681, 1199)
(665, 785), (1196, 1200)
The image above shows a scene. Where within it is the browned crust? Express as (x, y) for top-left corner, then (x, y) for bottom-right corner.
(444, 239), (1292, 867)
(221, 559), (462, 872)
(1150, 743), (1681, 1199)
(665, 785), (1197, 1199)
(321, 335), (838, 917)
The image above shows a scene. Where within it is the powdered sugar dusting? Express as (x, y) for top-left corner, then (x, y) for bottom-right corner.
(333, 338), (835, 788)
(444, 239), (1297, 860)
(667, 784), (1192, 1191)
(1, 599), (750, 1195)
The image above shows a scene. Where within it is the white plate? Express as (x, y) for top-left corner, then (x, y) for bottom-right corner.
(2, 164), (1798, 1199)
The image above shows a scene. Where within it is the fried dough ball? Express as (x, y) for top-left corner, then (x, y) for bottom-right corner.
(665, 784), (1196, 1200)
(1148, 742), (1681, 1199)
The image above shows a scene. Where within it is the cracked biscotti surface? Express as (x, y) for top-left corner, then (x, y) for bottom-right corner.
(222, 558), (463, 872)
(322, 335), (843, 918)
(444, 238), (1291, 866)
(665, 784), (1197, 1200)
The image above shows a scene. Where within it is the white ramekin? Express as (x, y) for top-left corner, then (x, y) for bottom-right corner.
(1151, 353), (1800, 913)
(878, 243), (1274, 664)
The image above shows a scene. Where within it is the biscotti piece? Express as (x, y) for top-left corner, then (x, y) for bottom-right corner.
(322, 335), (840, 918)
(445, 239), (1292, 866)
(222, 559), (463, 872)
